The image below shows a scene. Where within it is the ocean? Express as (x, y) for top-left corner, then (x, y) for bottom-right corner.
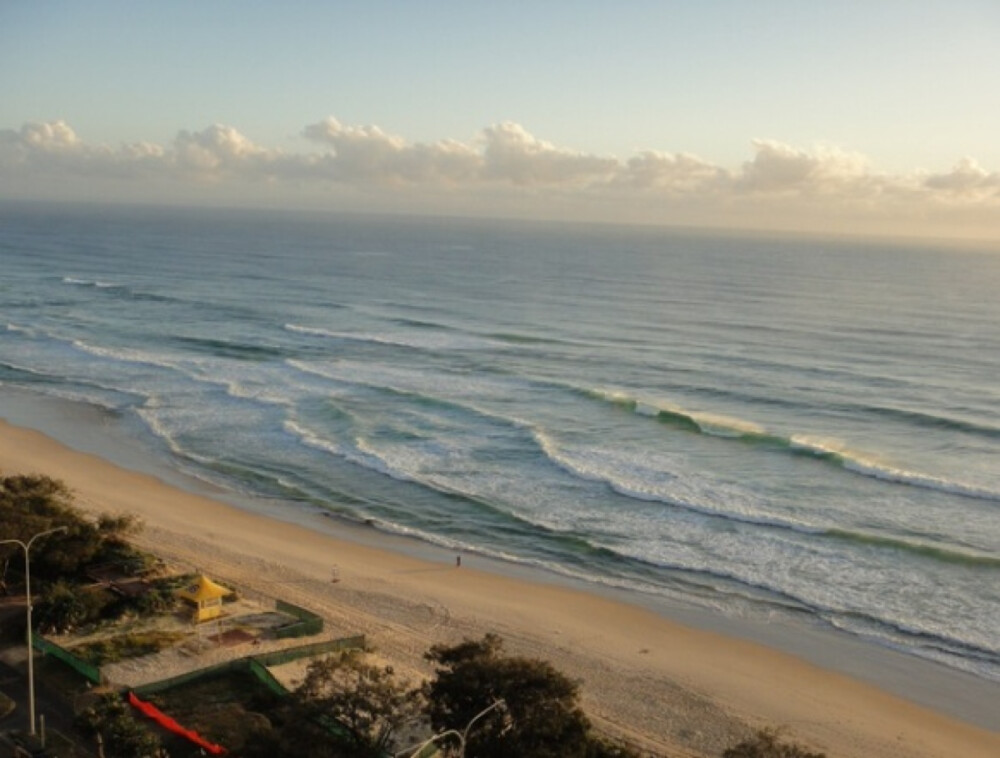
(2, 201), (998, 685)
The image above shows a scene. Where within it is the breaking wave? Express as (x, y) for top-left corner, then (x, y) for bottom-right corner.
(584, 387), (1000, 502)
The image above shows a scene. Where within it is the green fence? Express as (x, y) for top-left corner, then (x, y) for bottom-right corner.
(246, 658), (289, 697)
(33, 636), (102, 685)
(274, 599), (324, 638)
(252, 635), (365, 668)
(133, 634), (365, 697)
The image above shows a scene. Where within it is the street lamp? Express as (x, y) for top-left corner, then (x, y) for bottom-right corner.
(396, 699), (509, 758)
(1, 525), (68, 736)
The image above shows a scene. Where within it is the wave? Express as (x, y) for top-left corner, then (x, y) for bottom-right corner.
(867, 404), (1000, 440)
(282, 417), (551, 538)
(388, 317), (449, 330)
(532, 427), (828, 531)
(486, 331), (566, 346)
(0, 359), (60, 382)
(824, 529), (1000, 568)
(4, 322), (37, 337)
(826, 611), (1000, 681)
(134, 398), (193, 460)
(534, 426), (1000, 571)
(584, 387), (775, 439)
(60, 275), (186, 305)
(284, 322), (492, 351)
(168, 335), (286, 362)
(62, 276), (121, 289)
(789, 436), (1000, 502)
(583, 387), (1000, 502)
(579, 535), (999, 675)
(71, 338), (183, 372)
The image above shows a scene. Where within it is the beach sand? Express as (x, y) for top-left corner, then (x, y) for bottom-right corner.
(2, 418), (997, 758)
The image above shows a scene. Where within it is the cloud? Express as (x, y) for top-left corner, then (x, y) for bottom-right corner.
(0, 120), (166, 178)
(173, 124), (270, 173)
(619, 150), (725, 192)
(300, 118), (619, 187)
(15, 120), (81, 150)
(736, 139), (875, 194)
(302, 117), (479, 184)
(480, 122), (617, 185)
(2, 118), (998, 238)
(1, 121), (82, 167)
(924, 157), (1000, 199)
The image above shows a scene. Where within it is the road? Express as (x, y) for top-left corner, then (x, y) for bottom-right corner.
(0, 652), (93, 755)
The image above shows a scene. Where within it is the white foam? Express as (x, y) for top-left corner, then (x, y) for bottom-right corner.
(71, 339), (180, 371)
(62, 276), (119, 288)
(4, 322), (35, 336)
(791, 435), (1000, 501)
(691, 412), (765, 437)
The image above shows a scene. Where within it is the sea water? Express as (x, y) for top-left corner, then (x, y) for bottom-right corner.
(1, 202), (998, 685)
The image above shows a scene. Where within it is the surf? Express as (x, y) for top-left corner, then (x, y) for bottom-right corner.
(584, 386), (1000, 503)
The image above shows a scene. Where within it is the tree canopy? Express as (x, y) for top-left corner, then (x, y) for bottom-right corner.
(1, 472), (141, 584)
(423, 633), (637, 758)
(244, 650), (422, 758)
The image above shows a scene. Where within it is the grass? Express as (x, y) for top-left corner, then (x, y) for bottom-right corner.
(72, 630), (191, 665)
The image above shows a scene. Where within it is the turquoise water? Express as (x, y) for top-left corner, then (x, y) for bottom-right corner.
(2, 202), (999, 682)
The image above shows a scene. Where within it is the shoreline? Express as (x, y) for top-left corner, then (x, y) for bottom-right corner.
(1, 412), (998, 757)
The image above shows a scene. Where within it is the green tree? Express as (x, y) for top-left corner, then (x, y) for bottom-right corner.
(1, 472), (150, 630)
(33, 579), (111, 633)
(423, 633), (637, 758)
(1, 473), (143, 580)
(248, 650), (422, 758)
(75, 692), (163, 758)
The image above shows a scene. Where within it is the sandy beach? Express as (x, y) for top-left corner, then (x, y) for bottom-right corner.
(2, 416), (998, 758)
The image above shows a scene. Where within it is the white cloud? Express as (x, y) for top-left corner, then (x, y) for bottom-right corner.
(302, 117), (479, 184)
(1, 118), (998, 239)
(173, 124), (270, 173)
(736, 140), (875, 194)
(0, 120), (165, 178)
(619, 150), (725, 192)
(480, 122), (617, 185)
(924, 157), (1000, 198)
(16, 120), (81, 150)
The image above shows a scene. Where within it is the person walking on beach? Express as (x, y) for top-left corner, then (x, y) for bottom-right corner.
(456, 555), (461, 568)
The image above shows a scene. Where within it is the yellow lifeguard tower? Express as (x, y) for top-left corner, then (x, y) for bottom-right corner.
(176, 574), (232, 623)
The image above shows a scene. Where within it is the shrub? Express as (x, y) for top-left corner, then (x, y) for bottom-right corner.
(74, 630), (190, 665)
(75, 692), (163, 758)
(33, 580), (113, 634)
(723, 728), (826, 758)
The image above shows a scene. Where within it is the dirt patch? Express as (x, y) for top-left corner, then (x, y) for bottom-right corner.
(209, 628), (256, 647)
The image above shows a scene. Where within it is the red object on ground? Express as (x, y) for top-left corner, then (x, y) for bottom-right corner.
(127, 690), (227, 755)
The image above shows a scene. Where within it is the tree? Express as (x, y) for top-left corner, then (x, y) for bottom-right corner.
(423, 633), (637, 758)
(722, 728), (827, 758)
(33, 579), (111, 633)
(0, 473), (143, 583)
(75, 692), (163, 758)
(251, 650), (423, 758)
(1, 472), (152, 633)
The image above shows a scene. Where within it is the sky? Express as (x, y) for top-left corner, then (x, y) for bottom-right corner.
(2, 1), (999, 240)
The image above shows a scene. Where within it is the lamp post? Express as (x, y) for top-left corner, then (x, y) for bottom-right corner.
(397, 699), (508, 758)
(1, 525), (68, 736)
